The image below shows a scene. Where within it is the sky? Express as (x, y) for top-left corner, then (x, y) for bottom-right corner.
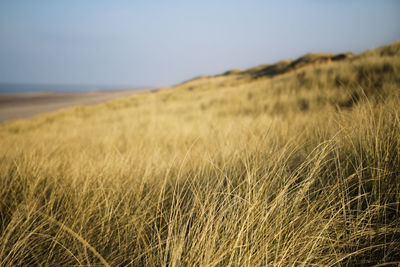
(0, 0), (399, 87)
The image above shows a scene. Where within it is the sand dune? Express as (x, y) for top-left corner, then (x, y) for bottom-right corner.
(0, 89), (146, 123)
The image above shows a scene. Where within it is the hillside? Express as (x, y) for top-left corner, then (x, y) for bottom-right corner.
(0, 41), (399, 266)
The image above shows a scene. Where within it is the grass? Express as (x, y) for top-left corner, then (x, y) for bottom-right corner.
(0, 41), (399, 266)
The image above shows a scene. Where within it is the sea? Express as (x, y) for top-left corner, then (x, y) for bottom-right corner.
(0, 83), (135, 94)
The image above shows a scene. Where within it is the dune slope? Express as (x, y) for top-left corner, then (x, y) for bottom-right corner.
(0, 42), (399, 266)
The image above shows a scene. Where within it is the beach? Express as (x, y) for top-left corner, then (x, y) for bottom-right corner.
(0, 89), (145, 123)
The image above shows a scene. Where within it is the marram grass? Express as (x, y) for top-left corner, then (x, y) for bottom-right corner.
(0, 42), (399, 266)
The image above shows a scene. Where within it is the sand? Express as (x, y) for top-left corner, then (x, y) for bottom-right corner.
(0, 89), (147, 123)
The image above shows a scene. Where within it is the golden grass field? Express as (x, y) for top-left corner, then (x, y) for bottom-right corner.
(0, 42), (399, 266)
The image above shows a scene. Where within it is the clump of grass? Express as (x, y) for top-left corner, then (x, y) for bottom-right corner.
(0, 42), (399, 266)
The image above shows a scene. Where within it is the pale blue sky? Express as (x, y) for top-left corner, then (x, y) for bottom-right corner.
(0, 0), (399, 86)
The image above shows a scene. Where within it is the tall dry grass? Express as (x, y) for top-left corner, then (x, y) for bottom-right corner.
(0, 42), (399, 266)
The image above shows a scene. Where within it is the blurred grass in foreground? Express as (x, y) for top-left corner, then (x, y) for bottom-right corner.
(0, 42), (400, 266)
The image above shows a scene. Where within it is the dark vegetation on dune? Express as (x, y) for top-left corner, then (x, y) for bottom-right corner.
(0, 41), (399, 266)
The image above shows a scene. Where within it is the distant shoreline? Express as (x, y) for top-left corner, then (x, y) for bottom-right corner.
(0, 88), (149, 123)
(0, 82), (152, 95)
